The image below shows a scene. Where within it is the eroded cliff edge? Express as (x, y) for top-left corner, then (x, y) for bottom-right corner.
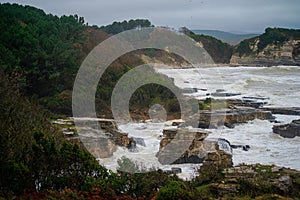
(230, 28), (300, 66)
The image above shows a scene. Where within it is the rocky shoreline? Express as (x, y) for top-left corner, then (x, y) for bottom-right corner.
(54, 96), (300, 166)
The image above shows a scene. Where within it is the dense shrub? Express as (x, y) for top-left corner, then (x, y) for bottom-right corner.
(156, 181), (193, 200)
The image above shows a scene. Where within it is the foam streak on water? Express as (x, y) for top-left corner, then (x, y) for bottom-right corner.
(156, 65), (300, 106)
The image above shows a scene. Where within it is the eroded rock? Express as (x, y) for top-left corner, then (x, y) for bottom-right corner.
(197, 107), (273, 128)
(263, 107), (300, 116)
(156, 127), (233, 167)
(273, 119), (300, 138)
(58, 118), (135, 158)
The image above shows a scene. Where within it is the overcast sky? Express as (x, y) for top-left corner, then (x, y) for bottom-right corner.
(1, 0), (300, 33)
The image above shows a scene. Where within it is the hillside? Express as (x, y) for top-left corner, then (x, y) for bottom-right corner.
(231, 28), (300, 66)
(192, 29), (258, 45)
(181, 27), (233, 63)
(1, 3), (300, 199)
(1, 3), (299, 121)
(0, 3), (183, 119)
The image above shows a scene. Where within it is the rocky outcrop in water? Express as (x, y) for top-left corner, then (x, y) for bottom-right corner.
(156, 127), (233, 167)
(227, 98), (267, 108)
(197, 107), (273, 128)
(262, 107), (300, 116)
(273, 119), (300, 138)
(55, 118), (136, 158)
(82, 137), (117, 158)
(157, 128), (209, 164)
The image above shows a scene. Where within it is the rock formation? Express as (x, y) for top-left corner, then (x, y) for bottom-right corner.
(230, 39), (300, 66)
(156, 127), (233, 167)
(197, 107), (273, 128)
(55, 118), (135, 158)
(262, 107), (300, 116)
(273, 119), (300, 138)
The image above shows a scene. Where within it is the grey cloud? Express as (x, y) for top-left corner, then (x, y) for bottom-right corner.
(1, 0), (299, 32)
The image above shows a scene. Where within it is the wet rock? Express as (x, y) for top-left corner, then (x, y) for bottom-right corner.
(159, 127), (209, 151)
(269, 119), (281, 123)
(98, 119), (119, 130)
(81, 137), (117, 158)
(73, 118), (118, 130)
(165, 119), (185, 126)
(164, 167), (183, 175)
(211, 92), (241, 97)
(216, 89), (225, 93)
(108, 129), (135, 148)
(263, 107), (300, 115)
(242, 145), (250, 151)
(171, 167), (182, 174)
(202, 150), (233, 169)
(128, 140), (138, 152)
(157, 135), (163, 140)
(156, 128), (210, 165)
(218, 138), (232, 154)
(227, 99), (267, 108)
(182, 87), (198, 93)
(198, 107), (274, 129)
(133, 137), (146, 147)
(273, 119), (300, 138)
(60, 118), (135, 157)
(156, 128), (233, 167)
(231, 144), (251, 151)
(217, 138), (250, 152)
(242, 96), (269, 101)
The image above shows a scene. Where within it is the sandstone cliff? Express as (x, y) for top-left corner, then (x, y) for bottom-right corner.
(230, 28), (300, 66)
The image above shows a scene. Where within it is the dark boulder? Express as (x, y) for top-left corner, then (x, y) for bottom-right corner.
(273, 119), (300, 138)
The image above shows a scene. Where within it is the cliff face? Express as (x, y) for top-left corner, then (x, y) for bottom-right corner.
(230, 39), (300, 66)
(230, 28), (300, 66)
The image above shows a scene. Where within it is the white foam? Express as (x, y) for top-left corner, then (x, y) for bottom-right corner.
(98, 66), (300, 179)
(206, 118), (300, 170)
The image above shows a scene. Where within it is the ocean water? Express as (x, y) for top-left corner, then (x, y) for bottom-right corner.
(98, 65), (300, 179)
(156, 65), (300, 107)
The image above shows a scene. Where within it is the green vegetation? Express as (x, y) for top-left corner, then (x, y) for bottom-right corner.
(99, 19), (153, 34)
(117, 156), (157, 173)
(234, 27), (300, 56)
(199, 97), (228, 110)
(1, 3), (300, 199)
(236, 39), (253, 56)
(156, 181), (193, 200)
(0, 3), (180, 119)
(182, 27), (233, 63)
(192, 29), (258, 45)
(0, 3), (86, 116)
(0, 70), (107, 196)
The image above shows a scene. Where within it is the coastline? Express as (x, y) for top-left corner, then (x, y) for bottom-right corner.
(154, 63), (300, 69)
